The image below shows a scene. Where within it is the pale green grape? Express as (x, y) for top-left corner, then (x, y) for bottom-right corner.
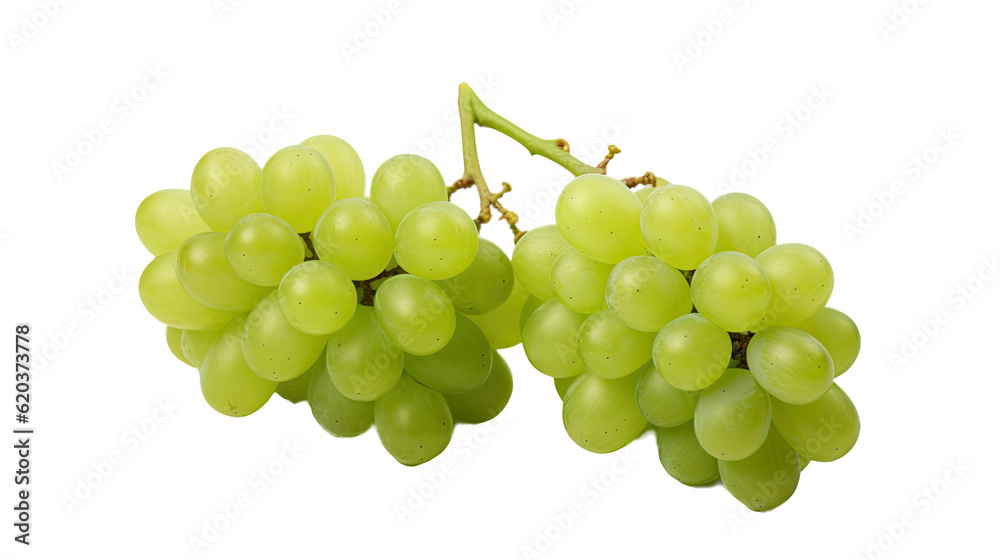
(370, 154), (447, 232)
(634, 186), (655, 203)
(176, 233), (272, 312)
(374, 374), (454, 466)
(606, 256), (692, 332)
(521, 300), (588, 378)
(655, 422), (720, 486)
(711, 192), (777, 257)
(260, 145), (336, 233)
(694, 368), (771, 460)
(719, 425), (800, 511)
(576, 310), (656, 379)
(554, 375), (578, 400)
(277, 261), (357, 335)
(224, 213), (305, 287)
(756, 243), (834, 327)
(549, 248), (614, 314)
(190, 148), (264, 232)
(443, 350), (513, 424)
(135, 189), (211, 256)
(640, 185), (718, 270)
(555, 174), (646, 264)
(242, 291), (328, 381)
(746, 327), (834, 405)
(562, 370), (647, 453)
(519, 295), (544, 334)
(373, 274), (456, 355)
(313, 198), (394, 280)
(405, 315), (492, 394)
(139, 253), (240, 330)
(791, 307), (861, 377)
(276, 370), (311, 404)
(511, 225), (571, 301)
(691, 251), (771, 332)
(301, 134), (365, 200)
(635, 362), (700, 428)
(308, 358), (374, 437)
(653, 314), (731, 391)
(200, 315), (277, 417)
(799, 455), (811, 470)
(394, 202), (478, 281)
(326, 306), (403, 402)
(770, 382), (860, 462)
(465, 281), (530, 349)
(166, 327), (191, 366)
(437, 239), (513, 315)
(180, 327), (223, 368)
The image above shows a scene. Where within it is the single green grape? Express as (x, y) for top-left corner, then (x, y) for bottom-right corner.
(634, 186), (655, 203)
(746, 327), (834, 405)
(190, 147), (264, 232)
(640, 185), (718, 270)
(756, 243), (834, 327)
(555, 174), (646, 264)
(799, 455), (811, 471)
(653, 314), (731, 391)
(635, 361), (700, 428)
(521, 299), (588, 378)
(139, 253), (240, 330)
(790, 307), (861, 377)
(394, 201), (478, 281)
(176, 232), (272, 312)
(404, 315), (492, 394)
(369, 154), (448, 232)
(549, 247), (614, 314)
(135, 189), (211, 256)
(576, 310), (656, 379)
(606, 256), (692, 332)
(308, 358), (374, 437)
(718, 425), (801, 511)
(224, 213), (305, 287)
(374, 374), (454, 466)
(770, 382), (860, 462)
(437, 238), (513, 315)
(373, 274), (456, 355)
(691, 251), (771, 333)
(200, 315), (277, 417)
(242, 291), (328, 382)
(313, 198), (394, 280)
(465, 281), (531, 349)
(554, 375), (578, 400)
(511, 225), (571, 301)
(277, 261), (357, 336)
(326, 306), (403, 402)
(711, 192), (777, 257)
(166, 327), (191, 366)
(275, 369), (312, 404)
(180, 327), (223, 368)
(260, 145), (336, 233)
(655, 422), (720, 486)
(301, 134), (365, 200)
(443, 350), (513, 424)
(562, 370), (648, 454)
(694, 368), (771, 460)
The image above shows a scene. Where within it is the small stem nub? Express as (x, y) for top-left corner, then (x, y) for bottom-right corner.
(597, 145), (621, 172)
(621, 171), (658, 189)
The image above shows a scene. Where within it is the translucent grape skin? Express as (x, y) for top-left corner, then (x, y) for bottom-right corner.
(374, 374), (454, 466)
(190, 148), (264, 232)
(176, 232), (272, 312)
(635, 362), (700, 428)
(277, 261), (357, 336)
(394, 201), (479, 281)
(511, 225), (571, 301)
(180, 327), (223, 368)
(562, 370), (648, 454)
(465, 281), (531, 349)
(690, 251), (771, 333)
(224, 213), (305, 287)
(640, 185), (718, 270)
(369, 154), (448, 232)
(521, 299), (588, 378)
(443, 350), (513, 424)
(326, 306), (403, 402)
(275, 369), (311, 404)
(756, 243), (835, 327)
(135, 189), (211, 256)
(718, 425), (801, 511)
(313, 198), (394, 281)
(548, 247), (614, 314)
(746, 327), (834, 405)
(436, 238), (514, 315)
(770, 382), (860, 462)
(555, 174), (647, 264)
(166, 327), (191, 366)
(791, 307), (861, 377)
(139, 253), (240, 330)
(554, 375), (578, 400)
(653, 314), (732, 391)
(606, 256), (692, 332)
(242, 291), (328, 382)
(694, 368), (771, 461)
(373, 274), (456, 356)
(308, 357), (374, 438)
(405, 315), (492, 394)
(200, 315), (277, 417)
(301, 135), (365, 200)
(260, 145), (336, 233)
(711, 192), (777, 258)
(576, 310), (656, 379)
(655, 422), (720, 486)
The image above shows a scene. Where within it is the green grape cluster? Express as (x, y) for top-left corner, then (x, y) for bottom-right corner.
(137, 138), (515, 467)
(516, 174), (861, 511)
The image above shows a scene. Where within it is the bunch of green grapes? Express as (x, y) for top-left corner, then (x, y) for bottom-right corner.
(516, 174), (861, 511)
(137, 138), (516, 467)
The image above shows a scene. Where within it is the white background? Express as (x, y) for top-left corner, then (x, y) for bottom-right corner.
(1, 0), (997, 558)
